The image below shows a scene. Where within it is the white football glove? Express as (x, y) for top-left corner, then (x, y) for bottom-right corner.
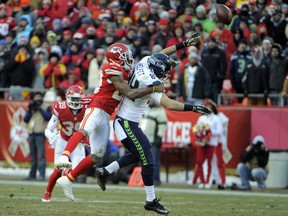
(48, 131), (59, 148)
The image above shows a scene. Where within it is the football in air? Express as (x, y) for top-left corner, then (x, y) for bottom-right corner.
(216, 4), (232, 25)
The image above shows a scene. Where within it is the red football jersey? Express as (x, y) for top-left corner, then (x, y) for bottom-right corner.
(0, 16), (16, 37)
(88, 63), (128, 115)
(53, 101), (86, 141)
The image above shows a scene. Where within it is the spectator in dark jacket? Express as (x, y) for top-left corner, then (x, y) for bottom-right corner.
(201, 37), (227, 102)
(266, 43), (288, 106)
(243, 45), (269, 105)
(235, 135), (269, 190)
(4, 44), (35, 99)
(178, 52), (211, 105)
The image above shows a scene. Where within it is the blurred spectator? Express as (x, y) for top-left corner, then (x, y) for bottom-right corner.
(140, 99), (168, 186)
(247, 27), (262, 48)
(120, 27), (137, 47)
(52, 0), (75, 19)
(81, 48), (95, 86)
(3, 44), (35, 99)
(35, 0), (57, 30)
(59, 67), (86, 90)
(261, 37), (273, 59)
(267, 43), (287, 106)
(134, 2), (150, 26)
(15, 15), (34, 44)
(148, 2), (160, 22)
(84, 25), (97, 48)
(192, 5), (216, 34)
(15, 0), (36, 26)
(33, 48), (48, 89)
(166, 22), (187, 60)
(23, 92), (52, 181)
(282, 76), (288, 106)
(95, 32), (119, 50)
(201, 37), (227, 102)
(178, 52), (211, 105)
(40, 52), (66, 89)
(30, 35), (41, 50)
(230, 3), (256, 33)
(234, 135), (269, 190)
(30, 18), (47, 43)
(182, 16), (194, 35)
(130, 35), (145, 64)
(0, 39), (9, 98)
(176, 2), (195, 23)
(0, 4), (16, 38)
(151, 18), (172, 49)
(61, 42), (83, 69)
(259, 9), (287, 48)
(243, 45), (269, 106)
(60, 30), (73, 53)
(7, 0), (22, 17)
(145, 20), (157, 50)
(229, 39), (252, 103)
(87, 48), (105, 90)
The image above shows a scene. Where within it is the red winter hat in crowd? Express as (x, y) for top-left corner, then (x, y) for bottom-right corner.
(158, 18), (169, 27)
(63, 30), (72, 37)
(68, 67), (81, 79)
(20, 0), (31, 5)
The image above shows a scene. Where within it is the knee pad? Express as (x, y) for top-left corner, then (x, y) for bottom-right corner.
(90, 154), (102, 164)
(142, 164), (154, 177)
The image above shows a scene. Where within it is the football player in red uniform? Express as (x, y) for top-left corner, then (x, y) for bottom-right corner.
(42, 85), (87, 202)
(55, 43), (165, 200)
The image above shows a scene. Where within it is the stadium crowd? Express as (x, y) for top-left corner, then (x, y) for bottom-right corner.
(0, 0), (287, 105)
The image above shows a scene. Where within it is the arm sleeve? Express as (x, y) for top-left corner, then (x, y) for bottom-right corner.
(23, 111), (32, 123)
(151, 92), (163, 104)
(39, 106), (52, 121)
(44, 114), (59, 138)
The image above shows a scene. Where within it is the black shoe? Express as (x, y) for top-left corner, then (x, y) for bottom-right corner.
(144, 198), (170, 215)
(95, 168), (110, 191)
(218, 185), (225, 190)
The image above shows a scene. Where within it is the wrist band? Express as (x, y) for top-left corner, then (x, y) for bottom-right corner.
(176, 42), (185, 51)
(152, 86), (155, 93)
(184, 104), (194, 111)
(154, 85), (158, 92)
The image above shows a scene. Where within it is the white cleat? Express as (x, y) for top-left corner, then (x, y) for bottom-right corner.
(55, 155), (72, 169)
(56, 176), (74, 201)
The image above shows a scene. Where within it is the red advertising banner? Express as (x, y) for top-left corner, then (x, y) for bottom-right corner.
(1, 101), (287, 169)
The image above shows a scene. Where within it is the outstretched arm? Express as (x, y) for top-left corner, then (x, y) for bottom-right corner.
(110, 76), (164, 100)
(160, 32), (200, 56)
(159, 93), (211, 115)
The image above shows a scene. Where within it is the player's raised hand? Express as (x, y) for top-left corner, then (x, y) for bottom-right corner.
(192, 104), (212, 115)
(183, 32), (201, 47)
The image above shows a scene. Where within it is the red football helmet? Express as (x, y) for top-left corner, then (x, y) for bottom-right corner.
(66, 85), (84, 109)
(106, 43), (134, 71)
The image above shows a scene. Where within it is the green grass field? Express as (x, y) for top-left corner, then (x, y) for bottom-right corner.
(0, 179), (287, 216)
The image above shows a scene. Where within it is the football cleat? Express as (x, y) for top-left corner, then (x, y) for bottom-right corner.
(55, 155), (72, 169)
(95, 168), (110, 191)
(144, 198), (170, 215)
(42, 191), (51, 202)
(56, 176), (74, 201)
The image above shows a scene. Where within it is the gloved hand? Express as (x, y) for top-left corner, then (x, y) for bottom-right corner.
(192, 104), (212, 115)
(48, 131), (59, 148)
(183, 32), (201, 47)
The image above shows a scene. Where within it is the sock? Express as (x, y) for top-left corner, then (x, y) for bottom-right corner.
(105, 161), (120, 174)
(63, 131), (84, 156)
(45, 169), (62, 193)
(144, 185), (156, 202)
(67, 156), (95, 181)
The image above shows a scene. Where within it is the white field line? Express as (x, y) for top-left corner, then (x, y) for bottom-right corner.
(0, 180), (288, 198)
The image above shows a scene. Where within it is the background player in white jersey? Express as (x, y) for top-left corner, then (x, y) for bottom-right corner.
(42, 85), (87, 202)
(95, 33), (212, 215)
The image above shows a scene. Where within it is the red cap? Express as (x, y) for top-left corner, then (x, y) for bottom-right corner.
(62, 30), (72, 36)
(158, 18), (169, 27)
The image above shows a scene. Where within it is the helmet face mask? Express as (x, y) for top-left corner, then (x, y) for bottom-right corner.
(106, 43), (134, 71)
(148, 53), (171, 80)
(66, 85), (84, 110)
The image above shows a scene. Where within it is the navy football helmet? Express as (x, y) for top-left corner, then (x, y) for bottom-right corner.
(147, 53), (171, 79)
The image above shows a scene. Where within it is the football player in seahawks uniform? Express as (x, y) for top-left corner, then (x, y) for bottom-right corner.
(42, 85), (87, 202)
(55, 43), (165, 201)
(96, 33), (212, 215)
